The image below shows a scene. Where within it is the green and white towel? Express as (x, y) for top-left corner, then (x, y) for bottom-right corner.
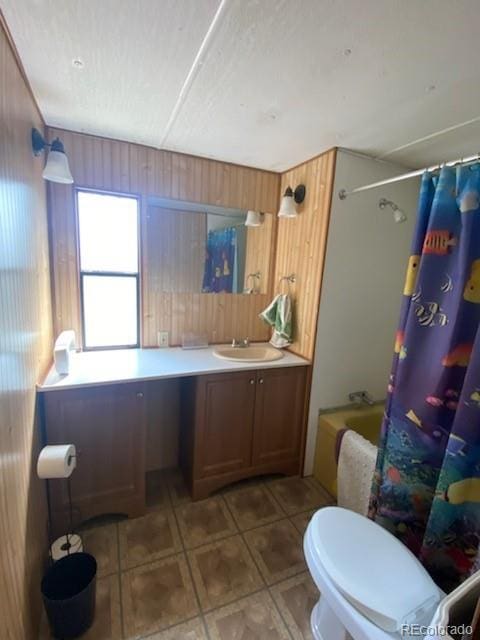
(259, 294), (293, 348)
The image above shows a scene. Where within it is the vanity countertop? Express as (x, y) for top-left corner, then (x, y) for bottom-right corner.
(38, 343), (310, 392)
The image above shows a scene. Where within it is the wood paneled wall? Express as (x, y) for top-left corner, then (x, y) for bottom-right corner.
(143, 291), (271, 347)
(0, 19), (53, 640)
(244, 212), (275, 294)
(47, 128), (280, 346)
(145, 379), (180, 471)
(143, 206), (270, 345)
(146, 206), (206, 294)
(47, 127), (336, 356)
(275, 150), (336, 359)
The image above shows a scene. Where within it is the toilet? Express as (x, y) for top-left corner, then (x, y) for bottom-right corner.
(304, 507), (443, 640)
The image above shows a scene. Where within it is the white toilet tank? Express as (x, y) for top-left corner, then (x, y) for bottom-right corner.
(305, 507), (442, 633)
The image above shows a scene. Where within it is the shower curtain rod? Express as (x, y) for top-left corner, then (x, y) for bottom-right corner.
(338, 152), (480, 200)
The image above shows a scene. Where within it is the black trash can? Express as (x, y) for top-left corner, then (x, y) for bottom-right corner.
(41, 552), (97, 639)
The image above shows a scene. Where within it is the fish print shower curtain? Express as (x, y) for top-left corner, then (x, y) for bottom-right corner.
(369, 164), (480, 592)
(202, 227), (237, 293)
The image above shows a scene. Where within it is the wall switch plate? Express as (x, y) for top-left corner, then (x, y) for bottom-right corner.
(157, 331), (169, 348)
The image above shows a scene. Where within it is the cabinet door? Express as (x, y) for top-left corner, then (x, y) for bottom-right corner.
(196, 372), (256, 477)
(44, 383), (146, 528)
(252, 367), (307, 466)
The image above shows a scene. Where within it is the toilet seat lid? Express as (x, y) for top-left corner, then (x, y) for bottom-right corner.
(309, 507), (440, 632)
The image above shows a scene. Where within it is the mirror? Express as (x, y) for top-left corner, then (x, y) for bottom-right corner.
(146, 199), (274, 294)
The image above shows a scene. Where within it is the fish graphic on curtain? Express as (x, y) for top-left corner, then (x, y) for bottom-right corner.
(202, 227), (237, 293)
(369, 164), (480, 592)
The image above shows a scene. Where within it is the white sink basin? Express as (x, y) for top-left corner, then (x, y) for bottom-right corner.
(213, 345), (284, 362)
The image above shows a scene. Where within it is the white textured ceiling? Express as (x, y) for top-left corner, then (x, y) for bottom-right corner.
(3, 0), (480, 171)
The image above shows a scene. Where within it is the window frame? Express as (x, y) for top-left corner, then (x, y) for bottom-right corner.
(75, 188), (141, 351)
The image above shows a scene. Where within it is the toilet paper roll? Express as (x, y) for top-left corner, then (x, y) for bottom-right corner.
(51, 534), (83, 561)
(37, 444), (77, 479)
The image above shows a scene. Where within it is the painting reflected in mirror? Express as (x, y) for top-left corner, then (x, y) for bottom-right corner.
(145, 200), (274, 295)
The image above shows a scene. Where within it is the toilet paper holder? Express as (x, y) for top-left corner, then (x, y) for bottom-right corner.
(37, 444), (79, 563)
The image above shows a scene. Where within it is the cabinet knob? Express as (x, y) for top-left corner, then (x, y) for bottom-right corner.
(249, 379), (255, 385)
(259, 378), (264, 384)
(136, 392), (144, 398)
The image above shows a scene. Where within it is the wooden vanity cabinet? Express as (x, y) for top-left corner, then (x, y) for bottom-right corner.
(192, 371), (257, 477)
(42, 383), (147, 534)
(41, 364), (308, 527)
(252, 366), (307, 466)
(180, 366), (308, 499)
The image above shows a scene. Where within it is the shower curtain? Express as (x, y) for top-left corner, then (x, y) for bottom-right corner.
(369, 164), (480, 592)
(202, 227), (237, 293)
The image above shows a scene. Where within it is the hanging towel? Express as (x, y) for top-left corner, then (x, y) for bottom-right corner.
(259, 293), (293, 348)
(337, 430), (377, 516)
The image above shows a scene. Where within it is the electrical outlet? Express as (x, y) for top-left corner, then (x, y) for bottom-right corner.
(157, 331), (169, 348)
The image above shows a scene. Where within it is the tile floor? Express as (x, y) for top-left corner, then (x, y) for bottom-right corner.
(40, 470), (334, 640)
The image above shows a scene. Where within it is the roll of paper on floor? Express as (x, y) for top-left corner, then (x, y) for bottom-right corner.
(51, 534), (83, 561)
(37, 445), (76, 479)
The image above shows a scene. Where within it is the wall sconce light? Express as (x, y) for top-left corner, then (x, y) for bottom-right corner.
(31, 128), (74, 184)
(245, 210), (265, 227)
(277, 184), (306, 218)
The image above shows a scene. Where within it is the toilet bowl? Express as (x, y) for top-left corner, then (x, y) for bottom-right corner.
(304, 507), (443, 640)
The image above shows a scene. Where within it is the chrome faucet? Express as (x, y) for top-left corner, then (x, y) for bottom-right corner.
(348, 390), (375, 406)
(232, 337), (250, 348)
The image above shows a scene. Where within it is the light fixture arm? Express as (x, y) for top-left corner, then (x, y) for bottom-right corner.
(32, 128), (66, 156)
(283, 184), (306, 204)
(293, 184), (306, 204)
(32, 128), (48, 156)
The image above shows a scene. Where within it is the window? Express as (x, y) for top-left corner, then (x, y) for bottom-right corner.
(77, 190), (139, 349)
